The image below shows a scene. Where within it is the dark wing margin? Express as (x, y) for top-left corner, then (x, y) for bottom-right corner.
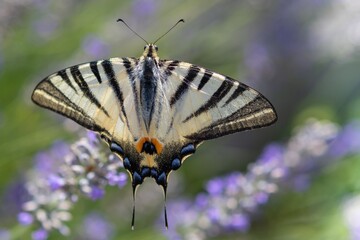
(184, 93), (277, 141)
(32, 79), (104, 131)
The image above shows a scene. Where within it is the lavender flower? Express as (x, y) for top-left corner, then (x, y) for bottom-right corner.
(61, 132), (127, 199)
(329, 121), (360, 157)
(163, 119), (360, 239)
(34, 141), (70, 177)
(17, 212), (34, 225)
(79, 212), (114, 240)
(32, 228), (48, 240)
(1, 179), (29, 218)
(82, 35), (110, 59)
(18, 131), (127, 238)
(244, 42), (274, 82)
(132, 0), (158, 20)
(21, 173), (73, 236)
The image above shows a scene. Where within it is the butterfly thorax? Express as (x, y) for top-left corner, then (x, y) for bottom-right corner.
(138, 44), (160, 133)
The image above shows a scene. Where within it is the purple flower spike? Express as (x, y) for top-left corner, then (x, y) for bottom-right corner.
(229, 214), (249, 232)
(32, 229), (48, 240)
(17, 212), (34, 225)
(90, 186), (104, 200)
(18, 132), (125, 237)
(162, 120), (357, 239)
(106, 172), (117, 186)
(81, 213), (114, 240)
(48, 174), (65, 190)
(254, 192), (269, 205)
(206, 208), (222, 222)
(82, 35), (109, 58)
(34, 141), (69, 176)
(292, 174), (311, 192)
(258, 144), (284, 165)
(330, 121), (360, 157)
(86, 131), (100, 146)
(132, 0), (158, 18)
(195, 193), (209, 208)
(206, 178), (225, 195)
(106, 172), (127, 188)
(34, 152), (55, 175)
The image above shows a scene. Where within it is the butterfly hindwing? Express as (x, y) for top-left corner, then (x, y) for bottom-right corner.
(160, 60), (277, 142)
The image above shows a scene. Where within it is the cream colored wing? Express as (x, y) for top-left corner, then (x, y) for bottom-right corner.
(160, 60), (277, 142)
(32, 57), (141, 143)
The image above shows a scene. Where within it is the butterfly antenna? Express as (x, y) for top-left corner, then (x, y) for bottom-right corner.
(117, 18), (148, 45)
(153, 19), (185, 44)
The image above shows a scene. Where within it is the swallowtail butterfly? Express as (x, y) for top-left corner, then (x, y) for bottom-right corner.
(32, 19), (277, 228)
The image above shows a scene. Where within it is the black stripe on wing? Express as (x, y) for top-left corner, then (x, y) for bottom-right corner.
(32, 79), (106, 132)
(185, 96), (277, 141)
(170, 65), (200, 107)
(101, 60), (129, 123)
(123, 57), (142, 128)
(163, 60), (180, 80)
(183, 77), (233, 123)
(70, 65), (110, 117)
(58, 69), (77, 93)
(90, 61), (102, 84)
(122, 58), (138, 99)
(197, 69), (213, 91)
(222, 82), (248, 107)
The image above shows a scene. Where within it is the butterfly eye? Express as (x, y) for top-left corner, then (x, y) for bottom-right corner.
(144, 45), (147, 50)
(155, 46), (159, 51)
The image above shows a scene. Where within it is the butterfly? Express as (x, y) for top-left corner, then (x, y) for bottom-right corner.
(31, 19), (277, 229)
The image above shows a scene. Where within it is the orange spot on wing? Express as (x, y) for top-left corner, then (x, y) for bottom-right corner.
(151, 138), (163, 154)
(135, 137), (149, 153)
(135, 137), (164, 155)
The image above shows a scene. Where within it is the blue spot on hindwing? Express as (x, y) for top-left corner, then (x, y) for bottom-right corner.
(123, 157), (131, 170)
(156, 172), (166, 186)
(133, 171), (143, 185)
(151, 168), (158, 178)
(171, 158), (181, 170)
(141, 167), (151, 177)
(110, 142), (124, 156)
(180, 144), (195, 157)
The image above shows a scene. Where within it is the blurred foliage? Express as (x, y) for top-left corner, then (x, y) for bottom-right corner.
(1, 0), (360, 239)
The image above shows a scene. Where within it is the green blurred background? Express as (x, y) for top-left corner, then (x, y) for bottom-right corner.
(1, 0), (360, 239)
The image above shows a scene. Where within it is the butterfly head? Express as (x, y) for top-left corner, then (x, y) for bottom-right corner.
(143, 44), (159, 59)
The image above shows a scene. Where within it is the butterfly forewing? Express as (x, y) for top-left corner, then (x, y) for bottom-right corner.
(160, 60), (277, 142)
(31, 58), (141, 143)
